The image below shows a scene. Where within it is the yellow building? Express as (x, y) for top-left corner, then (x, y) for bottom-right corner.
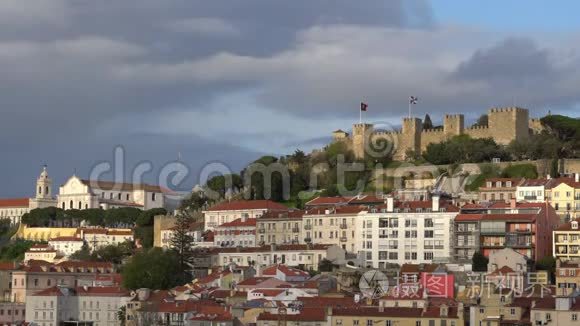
(330, 304), (464, 326)
(469, 289), (532, 326)
(303, 206), (362, 253)
(256, 210), (304, 245)
(546, 177), (580, 220)
(553, 220), (580, 260)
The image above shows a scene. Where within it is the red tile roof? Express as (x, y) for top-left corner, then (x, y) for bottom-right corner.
(215, 244), (333, 253)
(80, 179), (163, 192)
(374, 200), (460, 212)
(217, 218), (257, 228)
(260, 210), (305, 220)
(49, 236), (83, 242)
(236, 277), (275, 286)
(0, 262), (19, 270)
(555, 220), (580, 231)
(349, 194), (388, 205)
(0, 198), (29, 208)
(546, 177), (580, 189)
(304, 206), (366, 216)
(258, 308), (326, 321)
(520, 179), (551, 187)
(251, 289), (285, 296)
(76, 286), (131, 296)
(455, 213), (537, 222)
(206, 200), (287, 212)
(305, 196), (353, 207)
(262, 264), (310, 278)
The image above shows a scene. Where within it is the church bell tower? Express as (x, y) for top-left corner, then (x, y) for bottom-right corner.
(36, 165), (53, 200)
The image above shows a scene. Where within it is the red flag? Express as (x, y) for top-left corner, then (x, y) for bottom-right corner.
(360, 102), (368, 111)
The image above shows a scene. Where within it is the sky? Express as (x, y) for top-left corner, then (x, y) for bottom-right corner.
(1, 0), (580, 197)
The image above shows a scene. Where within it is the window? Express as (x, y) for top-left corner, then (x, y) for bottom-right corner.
(353, 321), (359, 326)
(424, 252), (433, 260)
(572, 314), (578, 321)
(152, 193), (156, 201)
(366, 320), (373, 326)
(510, 308), (516, 315)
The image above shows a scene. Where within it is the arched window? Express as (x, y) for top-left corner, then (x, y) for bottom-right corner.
(38, 186), (42, 195)
(62, 202), (65, 210)
(78, 202), (82, 210)
(45, 186), (49, 195)
(69, 200), (73, 209)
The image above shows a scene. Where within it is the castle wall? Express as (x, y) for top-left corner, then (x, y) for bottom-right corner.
(420, 129), (446, 152)
(370, 131), (403, 160)
(347, 107), (534, 161)
(464, 126), (493, 139)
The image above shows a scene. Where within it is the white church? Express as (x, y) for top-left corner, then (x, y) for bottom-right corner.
(0, 166), (167, 224)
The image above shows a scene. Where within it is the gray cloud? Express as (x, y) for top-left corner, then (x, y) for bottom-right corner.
(2, 0), (580, 197)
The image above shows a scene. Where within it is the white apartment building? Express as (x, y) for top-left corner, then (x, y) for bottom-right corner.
(77, 228), (133, 251)
(214, 217), (256, 247)
(25, 286), (131, 326)
(203, 200), (287, 231)
(302, 206), (363, 253)
(356, 196), (460, 268)
(48, 237), (85, 257)
(58, 176), (165, 211)
(213, 244), (344, 271)
(516, 179), (551, 203)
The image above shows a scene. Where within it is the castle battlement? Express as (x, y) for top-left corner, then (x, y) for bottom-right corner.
(374, 130), (401, 135)
(421, 128), (445, 133)
(466, 125), (490, 130)
(445, 114), (463, 119)
(489, 106), (527, 113)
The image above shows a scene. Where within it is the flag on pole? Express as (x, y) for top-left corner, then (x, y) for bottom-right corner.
(409, 96), (418, 105)
(360, 102), (368, 111)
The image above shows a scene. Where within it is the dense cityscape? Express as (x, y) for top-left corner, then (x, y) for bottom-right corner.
(2, 1), (580, 326)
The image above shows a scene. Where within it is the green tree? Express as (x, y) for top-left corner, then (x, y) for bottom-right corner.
(0, 240), (38, 261)
(69, 243), (92, 261)
(134, 226), (154, 249)
(472, 252), (488, 272)
(121, 248), (185, 290)
(169, 211), (196, 279)
(501, 164), (538, 179)
(179, 191), (209, 212)
(206, 174), (243, 199)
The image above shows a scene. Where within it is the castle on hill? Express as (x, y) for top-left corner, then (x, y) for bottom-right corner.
(332, 107), (543, 161)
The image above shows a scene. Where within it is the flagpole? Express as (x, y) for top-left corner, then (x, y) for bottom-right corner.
(408, 100), (411, 118)
(360, 106), (362, 124)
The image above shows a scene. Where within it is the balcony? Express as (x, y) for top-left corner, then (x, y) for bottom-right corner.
(292, 227), (300, 233)
(339, 224), (348, 229)
(524, 195), (538, 200)
(340, 237), (348, 242)
(304, 237), (312, 243)
(304, 224), (312, 230)
(258, 228), (266, 234)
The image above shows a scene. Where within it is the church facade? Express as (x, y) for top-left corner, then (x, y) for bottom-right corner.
(57, 176), (166, 210)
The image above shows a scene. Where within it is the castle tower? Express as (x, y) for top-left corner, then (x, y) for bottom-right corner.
(29, 166), (57, 209)
(488, 107), (529, 145)
(398, 117), (422, 159)
(352, 123), (374, 159)
(444, 114), (464, 138)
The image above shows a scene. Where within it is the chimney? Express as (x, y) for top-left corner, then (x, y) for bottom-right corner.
(510, 198), (516, 209)
(547, 174), (551, 180)
(531, 300), (536, 308)
(576, 173), (579, 183)
(241, 214), (247, 223)
(386, 196), (394, 212)
(432, 195), (440, 212)
(270, 243), (276, 252)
